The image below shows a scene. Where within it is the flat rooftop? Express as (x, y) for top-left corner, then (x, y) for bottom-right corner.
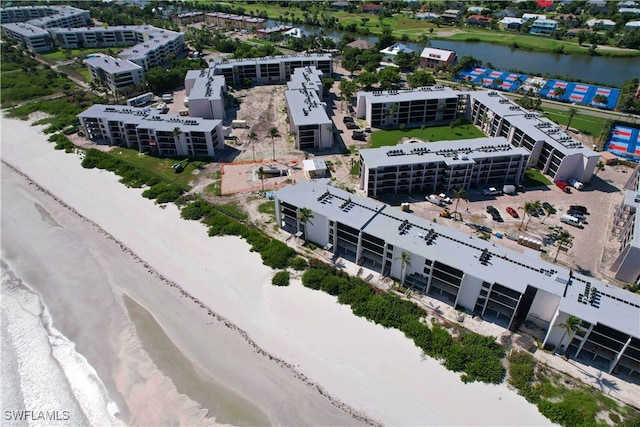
(84, 55), (142, 73)
(285, 89), (331, 126)
(359, 137), (529, 169)
(276, 180), (640, 338)
(357, 86), (461, 104)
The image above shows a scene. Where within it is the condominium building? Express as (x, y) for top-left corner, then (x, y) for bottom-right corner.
(84, 55), (144, 93)
(117, 26), (185, 71)
(611, 166), (640, 283)
(184, 68), (227, 120)
(359, 137), (529, 197)
(285, 67), (333, 151)
(172, 12), (205, 25)
(51, 25), (145, 49)
(210, 53), (333, 88)
(0, 5), (91, 28)
(1, 22), (53, 53)
(275, 180), (640, 381)
(467, 91), (600, 183)
(355, 87), (466, 128)
(77, 104), (224, 158)
(1, 5), (91, 52)
(204, 12), (266, 30)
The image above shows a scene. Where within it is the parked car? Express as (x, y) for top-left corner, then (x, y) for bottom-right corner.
(537, 206), (545, 216)
(486, 205), (498, 214)
(346, 122), (359, 129)
(482, 187), (501, 196)
(569, 205), (588, 214)
(343, 116), (354, 124)
(426, 194), (443, 206)
(352, 130), (366, 140)
(492, 212), (504, 222)
(528, 209), (539, 217)
(506, 207), (519, 218)
(439, 193), (452, 204)
(542, 202), (552, 211)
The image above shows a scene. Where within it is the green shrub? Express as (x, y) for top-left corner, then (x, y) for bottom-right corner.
(259, 239), (295, 269)
(399, 315), (432, 352)
(288, 256), (308, 271)
(142, 182), (185, 203)
(301, 268), (328, 290)
(271, 270), (290, 286)
(430, 325), (453, 357)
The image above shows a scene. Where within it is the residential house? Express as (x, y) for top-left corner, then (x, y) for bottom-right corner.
(499, 17), (525, 30)
(530, 19), (558, 35)
(330, 1), (350, 11)
(360, 3), (384, 14)
(625, 20), (640, 30)
(495, 8), (517, 18)
(346, 39), (376, 50)
(379, 43), (414, 62)
(441, 9), (463, 23)
(466, 14), (493, 27)
(419, 47), (456, 69)
(586, 18), (617, 30)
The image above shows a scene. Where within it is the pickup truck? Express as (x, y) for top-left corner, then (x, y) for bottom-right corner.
(569, 179), (584, 190)
(426, 194), (443, 206)
(438, 193), (452, 204)
(555, 181), (571, 193)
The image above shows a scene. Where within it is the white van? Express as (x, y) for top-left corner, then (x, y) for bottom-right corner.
(560, 214), (584, 229)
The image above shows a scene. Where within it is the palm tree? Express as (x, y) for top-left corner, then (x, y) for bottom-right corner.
(267, 127), (280, 161)
(525, 200), (541, 229)
(542, 203), (557, 224)
(298, 207), (314, 244)
(554, 86), (566, 100)
(258, 166), (265, 191)
(452, 188), (469, 214)
(247, 131), (258, 162)
(566, 106), (577, 130)
(555, 315), (581, 353)
(554, 230), (573, 262)
(518, 201), (534, 230)
(396, 251), (411, 286)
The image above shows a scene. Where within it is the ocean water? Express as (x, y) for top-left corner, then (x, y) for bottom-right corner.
(1, 262), (124, 426)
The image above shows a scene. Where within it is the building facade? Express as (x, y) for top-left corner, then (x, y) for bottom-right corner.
(467, 91), (600, 183)
(275, 180), (640, 381)
(610, 166), (640, 283)
(355, 87), (466, 128)
(285, 67), (333, 151)
(77, 104), (224, 158)
(184, 68), (227, 120)
(204, 12), (266, 30)
(530, 19), (558, 35)
(84, 55), (144, 93)
(359, 137), (529, 197)
(1, 22), (53, 52)
(210, 53), (333, 88)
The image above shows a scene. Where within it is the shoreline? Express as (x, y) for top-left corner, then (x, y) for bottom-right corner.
(1, 160), (374, 426)
(1, 115), (553, 425)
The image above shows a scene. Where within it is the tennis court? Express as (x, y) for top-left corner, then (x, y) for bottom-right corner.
(604, 125), (640, 161)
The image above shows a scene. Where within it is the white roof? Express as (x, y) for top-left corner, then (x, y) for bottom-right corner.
(303, 159), (327, 171)
(586, 18), (617, 26)
(419, 47), (455, 61)
(379, 43), (413, 56)
(522, 13), (546, 21)
(625, 20), (640, 27)
(500, 17), (525, 24)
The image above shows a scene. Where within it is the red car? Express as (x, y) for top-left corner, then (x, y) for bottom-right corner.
(506, 207), (519, 218)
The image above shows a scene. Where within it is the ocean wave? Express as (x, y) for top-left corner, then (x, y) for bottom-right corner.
(1, 261), (125, 426)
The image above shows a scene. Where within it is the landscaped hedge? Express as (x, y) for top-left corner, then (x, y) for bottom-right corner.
(301, 260), (505, 384)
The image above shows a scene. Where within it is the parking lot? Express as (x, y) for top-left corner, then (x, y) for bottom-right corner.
(378, 164), (634, 287)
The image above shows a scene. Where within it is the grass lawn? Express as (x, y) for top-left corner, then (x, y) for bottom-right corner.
(110, 148), (211, 187)
(40, 48), (114, 61)
(258, 200), (275, 215)
(1, 68), (74, 107)
(541, 107), (607, 136)
(370, 124), (485, 148)
(524, 169), (552, 187)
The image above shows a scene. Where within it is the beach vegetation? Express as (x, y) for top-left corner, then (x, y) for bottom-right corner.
(48, 133), (76, 153)
(271, 271), (290, 287)
(288, 256), (308, 271)
(82, 148), (163, 188)
(300, 261), (505, 384)
(142, 182), (185, 204)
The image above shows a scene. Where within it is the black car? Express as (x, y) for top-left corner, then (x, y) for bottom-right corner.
(569, 205), (588, 214)
(486, 205), (498, 214)
(343, 116), (354, 124)
(537, 206), (545, 216)
(352, 131), (366, 141)
(492, 212), (504, 222)
(528, 209), (539, 217)
(346, 122), (359, 129)
(542, 202), (552, 211)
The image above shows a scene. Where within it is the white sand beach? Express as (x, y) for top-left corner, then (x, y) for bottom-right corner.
(1, 116), (553, 426)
